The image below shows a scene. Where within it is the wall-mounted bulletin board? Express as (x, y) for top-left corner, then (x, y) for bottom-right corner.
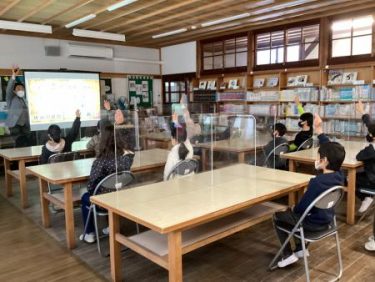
(128, 75), (153, 108)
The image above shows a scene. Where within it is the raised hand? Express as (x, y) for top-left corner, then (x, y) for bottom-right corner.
(313, 113), (323, 135)
(12, 65), (20, 76)
(103, 99), (111, 111)
(114, 109), (125, 125)
(75, 109), (81, 118)
(294, 95), (300, 105)
(356, 100), (365, 115)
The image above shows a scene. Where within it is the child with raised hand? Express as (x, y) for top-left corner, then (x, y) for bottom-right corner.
(289, 96), (313, 151)
(39, 110), (81, 164)
(273, 113), (346, 268)
(354, 101), (375, 214)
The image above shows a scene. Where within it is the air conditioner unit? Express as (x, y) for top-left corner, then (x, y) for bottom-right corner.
(68, 44), (113, 59)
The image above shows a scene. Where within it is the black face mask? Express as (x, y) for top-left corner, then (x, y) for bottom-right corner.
(298, 121), (304, 128)
(366, 134), (373, 143)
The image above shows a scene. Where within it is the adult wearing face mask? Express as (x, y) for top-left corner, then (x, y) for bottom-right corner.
(5, 66), (30, 144)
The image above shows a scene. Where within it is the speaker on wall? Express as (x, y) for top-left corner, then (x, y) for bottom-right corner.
(44, 46), (61, 56)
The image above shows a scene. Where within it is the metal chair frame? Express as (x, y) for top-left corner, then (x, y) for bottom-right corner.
(358, 187), (375, 223)
(166, 159), (199, 181)
(263, 143), (289, 168)
(82, 171), (135, 256)
(297, 137), (314, 151)
(269, 186), (345, 282)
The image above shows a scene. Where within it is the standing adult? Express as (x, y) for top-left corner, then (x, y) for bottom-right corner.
(6, 66), (31, 146)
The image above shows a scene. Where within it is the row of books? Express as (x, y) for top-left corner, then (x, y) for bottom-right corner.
(322, 120), (365, 136)
(247, 88), (319, 102)
(320, 85), (375, 101)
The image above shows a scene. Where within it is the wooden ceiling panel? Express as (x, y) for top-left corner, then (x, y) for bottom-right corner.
(0, 0), (373, 48)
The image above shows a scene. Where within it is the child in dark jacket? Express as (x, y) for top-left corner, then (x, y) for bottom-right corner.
(273, 114), (346, 268)
(80, 110), (135, 243)
(355, 101), (375, 214)
(289, 97), (313, 151)
(39, 110), (81, 164)
(262, 123), (289, 168)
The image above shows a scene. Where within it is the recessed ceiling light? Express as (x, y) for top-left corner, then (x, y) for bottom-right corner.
(201, 13), (250, 27)
(0, 20), (52, 34)
(65, 14), (96, 29)
(152, 28), (187, 39)
(191, 25), (197, 30)
(107, 0), (138, 12)
(72, 29), (125, 42)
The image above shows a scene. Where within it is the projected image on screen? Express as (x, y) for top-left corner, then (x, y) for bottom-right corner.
(24, 71), (101, 131)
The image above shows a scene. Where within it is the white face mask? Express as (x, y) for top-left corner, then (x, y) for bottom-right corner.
(16, 90), (25, 98)
(314, 160), (321, 170)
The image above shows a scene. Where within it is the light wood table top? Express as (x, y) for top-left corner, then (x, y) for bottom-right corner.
(281, 140), (364, 168)
(0, 140), (90, 161)
(91, 164), (313, 234)
(26, 148), (170, 185)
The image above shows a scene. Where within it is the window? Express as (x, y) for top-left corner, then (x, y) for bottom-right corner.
(255, 23), (320, 68)
(331, 15), (373, 58)
(163, 81), (187, 104)
(202, 35), (248, 72)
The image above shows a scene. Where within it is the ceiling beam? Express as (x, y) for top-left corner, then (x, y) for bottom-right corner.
(102, 0), (202, 32)
(0, 0), (22, 17)
(126, 0), (304, 38)
(146, 0), (375, 48)
(82, 0), (166, 30)
(18, 0), (55, 22)
(41, 0), (95, 24)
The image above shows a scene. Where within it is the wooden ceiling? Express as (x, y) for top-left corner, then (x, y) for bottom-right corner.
(0, 0), (374, 48)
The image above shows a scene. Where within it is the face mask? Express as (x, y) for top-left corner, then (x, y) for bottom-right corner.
(366, 134), (373, 143)
(16, 90), (25, 98)
(298, 121), (305, 128)
(314, 160), (321, 170)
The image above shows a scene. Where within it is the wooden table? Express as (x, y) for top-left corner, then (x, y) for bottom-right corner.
(26, 148), (170, 249)
(0, 140), (90, 208)
(195, 134), (290, 170)
(91, 164), (312, 281)
(281, 140), (365, 225)
(142, 132), (171, 150)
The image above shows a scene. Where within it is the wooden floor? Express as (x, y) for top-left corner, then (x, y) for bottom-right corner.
(0, 194), (106, 282)
(1, 169), (375, 281)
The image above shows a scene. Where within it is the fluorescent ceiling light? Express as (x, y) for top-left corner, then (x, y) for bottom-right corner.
(0, 20), (52, 34)
(73, 29), (125, 42)
(65, 14), (96, 29)
(107, 0), (138, 11)
(201, 13), (250, 27)
(152, 28), (187, 39)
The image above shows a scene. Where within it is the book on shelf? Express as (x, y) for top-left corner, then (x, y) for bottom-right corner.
(323, 120), (364, 136)
(219, 103), (247, 114)
(279, 103), (320, 117)
(246, 91), (279, 101)
(280, 88), (319, 102)
(216, 91), (246, 101)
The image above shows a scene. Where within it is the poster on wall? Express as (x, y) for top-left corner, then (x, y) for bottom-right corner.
(128, 75), (153, 108)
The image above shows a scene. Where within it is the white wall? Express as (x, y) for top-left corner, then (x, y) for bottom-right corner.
(0, 34), (162, 107)
(161, 41), (196, 75)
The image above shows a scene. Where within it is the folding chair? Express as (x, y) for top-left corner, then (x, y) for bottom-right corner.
(166, 159), (199, 180)
(269, 186), (345, 282)
(358, 187), (375, 223)
(297, 137), (313, 151)
(82, 171), (135, 256)
(263, 143), (289, 169)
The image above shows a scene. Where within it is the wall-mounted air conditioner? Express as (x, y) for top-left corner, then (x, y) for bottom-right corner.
(68, 44), (113, 59)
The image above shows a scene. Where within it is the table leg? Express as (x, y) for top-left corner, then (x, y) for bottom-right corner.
(4, 158), (12, 197)
(144, 138), (149, 150)
(347, 168), (356, 225)
(201, 148), (208, 171)
(168, 231), (182, 282)
(39, 178), (50, 228)
(109, 211), (122, 282)
(19, 160), (28, 209)
(288, 160), (297, 206)
(64, 182), (76, 249)
(238, 152), (245, 163)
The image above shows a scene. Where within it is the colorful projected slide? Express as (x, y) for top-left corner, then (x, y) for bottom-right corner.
(24, 71), (101, 130)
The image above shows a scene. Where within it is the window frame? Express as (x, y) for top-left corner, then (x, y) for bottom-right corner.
(328, 13), (375, 65)
(162, 73), (195, 105)
(200, 33), (249, 75)
(253, 20), (320, 71)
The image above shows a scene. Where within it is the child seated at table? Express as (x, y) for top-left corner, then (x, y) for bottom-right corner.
(163, 122), (193, 181)
(354, 101), (375, 214)
(289, 97), (313, 152)
(273, 114), (346, 268)
(80, 110), (135, 243)
(262, 123), (289, 168)
(39, 110), (81, 164)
